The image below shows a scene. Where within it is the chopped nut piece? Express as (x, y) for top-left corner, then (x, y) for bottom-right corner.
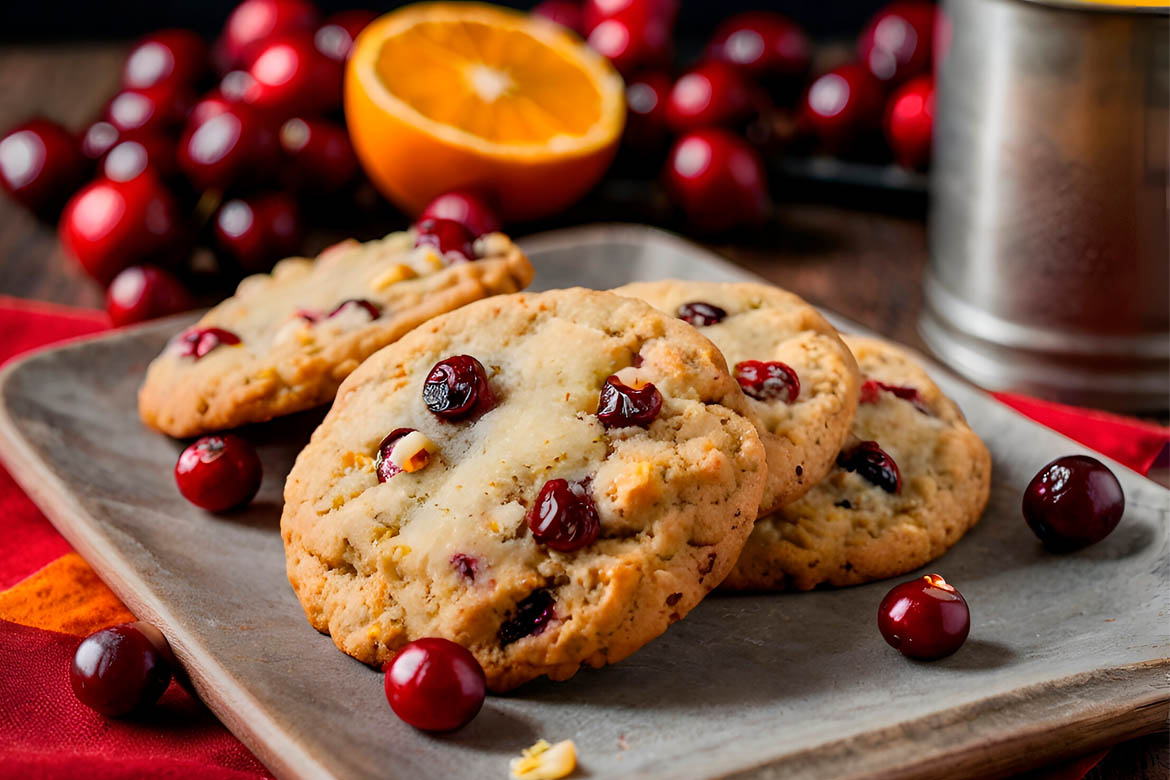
(387, 430), (437, 473)
(370, 263), (417, 291)
(510, 739), (576, 780)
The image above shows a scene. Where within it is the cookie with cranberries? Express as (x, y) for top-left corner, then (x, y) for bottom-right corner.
(723, 335), (991, 591)
(138, 228), (532, 437)
(614, 280), (860, 514)
(280, 288), (767, 691)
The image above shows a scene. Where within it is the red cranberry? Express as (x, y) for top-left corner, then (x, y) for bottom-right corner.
(707, 12), (810, 83)
(174, 327), (242, 359)
(532, 0), (584, 34)
(663, 128), (768, 234)
(174, 434), (262, 511)
(423, 355), (495, 421)
(187, 93), (236, 126)
(623, 71), (671, 150)
(1022, 455), (1125, 552)
(328, 298), (381, 320)
(528, 479), (600, 552)
(59, 171), (182, 284)
(279, 117), (357, 193)
(735, 360), (799, 403)
(677, 300), (726, 326)
(802, 63), (886, 154)
(860, 379), (927, 412)
(878, 574), (970, 660)
(123, 29), (210, 91)
(885, 75), (934, 170)
(102, 135), (178, 182)
(450, 553), (479, 582)
(70, 621), (174, 716)
(217, 0), (319, 72)
(0, 118), (87, 216)
(81, 121), (122, 162)
(375, 427), (418, 482)
(243, 33), (343, 118)
(177, 104), (278, 192)
(583, 0), (677, 34)
(497, 589), (556, 646)
(858, 1), (936, 84)
(213, 192), (301, 272)
(384, 638), (486, 732)
(597, 375), (662, 428)
(665, 61), (755, 133)
(414, 217), (476, 262)
(105, 85), (192, 135)
(417, 191), (500, 238)
(106, 265), (193, 327)
(314, 10), (377, 62)
(838, 440), (902, 494)
(586, 16), (670, 76)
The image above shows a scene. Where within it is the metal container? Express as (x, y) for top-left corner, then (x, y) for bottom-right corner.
(921, 0), (1169, 412)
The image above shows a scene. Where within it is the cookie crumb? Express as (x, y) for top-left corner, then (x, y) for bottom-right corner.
(510, 739), (576, 779)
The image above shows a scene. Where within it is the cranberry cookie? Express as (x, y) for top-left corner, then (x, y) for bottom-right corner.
(722, 335), (992, 591)
(281, 289), (767, 691)
(613, 280), (860, 513)
(138, 229), (532, 437)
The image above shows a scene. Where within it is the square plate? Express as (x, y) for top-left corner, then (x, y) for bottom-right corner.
(1, 225), (1166, 780)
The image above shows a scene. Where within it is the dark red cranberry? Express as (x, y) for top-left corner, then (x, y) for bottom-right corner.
(586, 15), (671, 76)
(838, 440), (902, 494)
(665, 61), (755, 133)
(384, 637), (486, 732)
(498, 590), (556, 646)
(0, 118), (87, 216)
(878, 574), (970, 660)
(279, 117), (357, 193)
(177, 104), (278, 192)
(802, 63), (886, 155)
(677, 301), (726, 327)
(597, 375), (662, 428)
(528, 479), (600, 551)
(735, 360), (800, 403)
(860, 379), (927, 412)
(707, 12), (810, 83)
(414, 218), (476, 263)
(174, 327), (242, 360)
(243, 33), (343, 118)
(174, 433), (262, 511)
(583, 0), (678, 37)
(106, 265), (193, 327)
(102, 135), (178, 182)
(884, 75), (934, 170)
(105, 85), (193, 135)
(623, 71), (671, 150)
(81, 121), (122, 162)
(217, 0), (320, 72)
(417, 191), (500, 238)
(123, 29), (210, 91)
(375, 427), (419, 482)
(423, 355), (495, 421)
(450, 553), (479, 582)
(314, 10), (376, 61)
(663, 128), (768, 234)
(187, 93), (236, 126)
(213, 192), (301, 272)
(329, 298), (382, 320)
(532, 0), (584, 34)
(70, 621), (174, 716)
(1022, 455), (1125, 552)
(858, 1), (936, 84)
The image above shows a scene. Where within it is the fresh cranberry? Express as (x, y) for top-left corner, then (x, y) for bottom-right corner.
(450, 553), (479, 582)
(174, 327), (242, 359)
(106, 265), (193, 327)
(707, 12), (810, 83)
(123, 29), (210, 91)
(175, 434), (262, 511)
(328, 298), (381, 320)
(532, 0), (583, 34)
(860, 379), (927, 412)
(216, 0), (320, 72)
(597, 375), (662, 428)
(838, 440), (902, 494)
(314, 10), (377, 62)
(177, 104), (279, 192)
(70, 622), (174, 716)
(802, 63), (886, 154)
(213, 192), (301, 272)
(735, 360), (799, 403)
(878, 574), (970, 660)
(858, 1), (936, 84)
(417, 191), (500, 238)
(384, 638), (486, 732)
(105, 85), (193, 135)
(528, 479), (600, 551)
(677, 300), (727, 326)
(59, 171), (182, 284)
(375, 427), (418, 482)
(187, 93), (236, 126)
(243, 33), (343, 118)
(423, 355), (495, 421)
(663, 128), (768, 234)
(0, 118), (87, 216)
(1022, 455), (1125, 552)
(497, 590), (556, 646)
(583, 0), (676, 74)
(414, 218), (476, 262)
(278, 117), (357, 193)
(885, 75), (934, 169)
(623, 71), (671, 150)
(102, 135), (178, 182)
(81, 121), (122, 162)
(665, 61), (755, 133)
(583, 0), (677, 34)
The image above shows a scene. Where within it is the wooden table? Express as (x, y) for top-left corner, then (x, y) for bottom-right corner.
(0, 40), (1164, 780)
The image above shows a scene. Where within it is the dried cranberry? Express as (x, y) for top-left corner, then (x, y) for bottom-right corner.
(878, 574), (970, 660)
(838, 440), (902, 493)
(597, 375), (663, 428)
(735, 360), (800, 403)
(676, 301), (727, 327)
(174, 327), (241, 359)
(1022, 455), (1124, 552)
(328, 298), (381, 320)
(422, 355), (495, 421)
(497, 590), (556, 646)
(375, 427), (417, 483)
(450, 553), (479, 582)
(414, 217), (475, 263)
(528, 479), (600, 551)
(860, 379), (927, 412)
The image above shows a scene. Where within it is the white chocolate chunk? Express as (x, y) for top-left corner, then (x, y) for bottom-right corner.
(388, 431), (437, 473)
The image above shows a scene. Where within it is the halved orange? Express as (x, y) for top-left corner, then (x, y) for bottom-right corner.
(345, 2), (625, 222)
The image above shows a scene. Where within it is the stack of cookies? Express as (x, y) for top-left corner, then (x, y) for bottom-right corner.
(138, 230), (991, 692)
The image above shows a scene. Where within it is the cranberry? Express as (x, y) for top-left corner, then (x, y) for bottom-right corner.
(243, 33), (343, 118)
(423, 355), (495, 421)
(0, 118), (87, 216)
(123, 29), (210, 91)
(106, 265), (193, 327)
(665, 61), (755, 133)
(707, 12), (810, 83)
(102, 135), (178, 182)
(279, 117), (357, 193)
(586, 16), (670, 76)
(677, 301), (726, 327)
(329, 298), (381, 320)
(1022, 455), (1125, 552)
(217, 0), (320, 72)
(858, 1), (936, 84)
(70, 621), (174, 717)
(663, 128), (768, 234)
(528, 479), (600, 551)
(414, 218), (476, 262)
(884, 75), (934, 170)
(59, 171), (182, 284)
(532, 0), (584, 34)
(583, 0), (678, 35)
(497, 590), (556, 646)
(450, 553), (479, 582)
(174, 434), (262, 511)
(177, 104), (279, 192)
(623, 71), (671, 150)
(860, 379), (927, 412)
(597, 375), (662, 428)
(81, 121), (122, 162)
(174, 327), (242, 359)
(417, 191), (500, 238)
(384, 638), (486, 732)
(735, 360), (799, 403)
(187, 93), (236, 126)
(802, 63), (886, 155)
(213, 192), (301, 272)
(105, 85), (192, 135)
(314, 10), (377, 62)
(375, 427), (418, 482)
(878, 574), (970, 660)
(837, 440), (902, 494)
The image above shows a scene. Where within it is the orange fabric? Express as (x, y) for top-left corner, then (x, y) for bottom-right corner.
(0, 552), (134, 636)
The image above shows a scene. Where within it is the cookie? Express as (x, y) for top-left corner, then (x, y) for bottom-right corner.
(138, 229), (533, 437)
(722, 335), (992, 591)
(281, 288), (767, 691)
(612, 280), (860, 513)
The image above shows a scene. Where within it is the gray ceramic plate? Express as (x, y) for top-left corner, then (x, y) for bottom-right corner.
(0, 225), (1166, 780)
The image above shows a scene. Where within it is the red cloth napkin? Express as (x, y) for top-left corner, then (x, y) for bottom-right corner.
(0, 296), (1163, 780)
